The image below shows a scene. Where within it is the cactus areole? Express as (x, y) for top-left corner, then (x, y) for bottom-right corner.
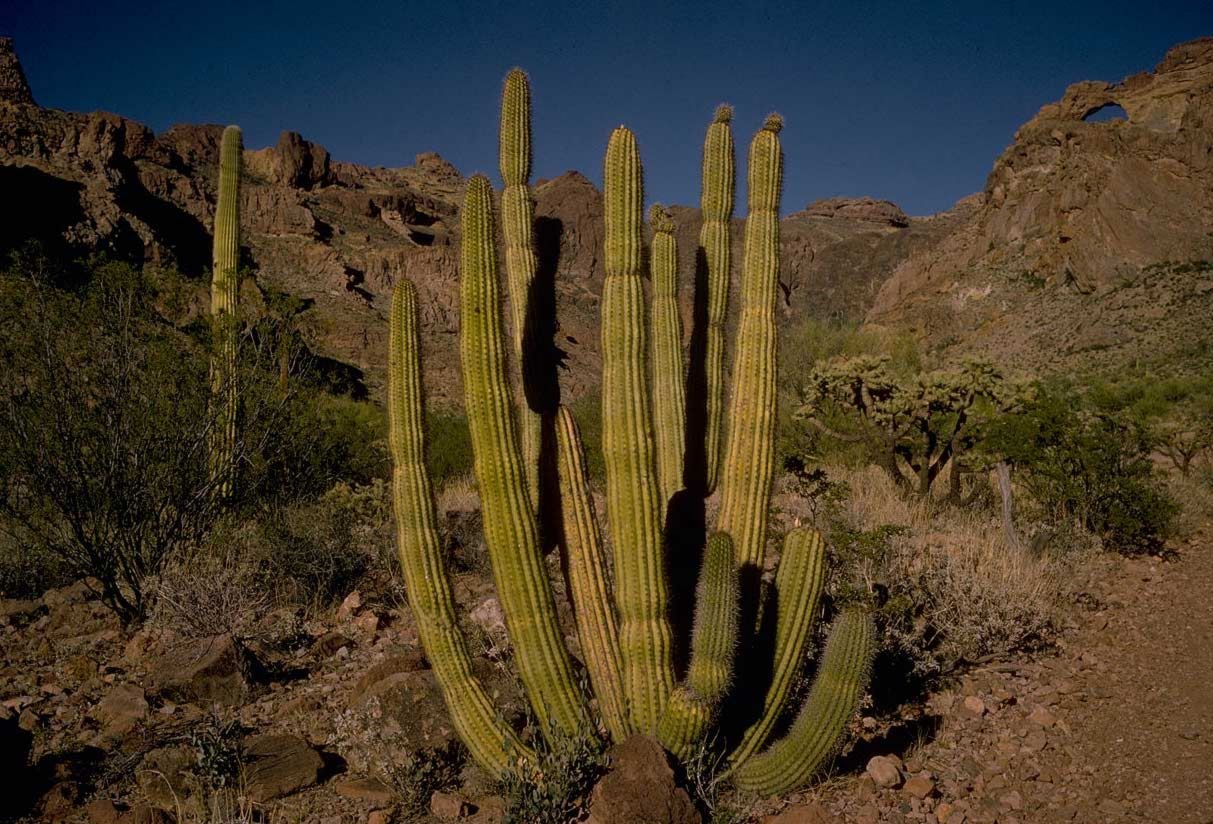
(385, 71), (874, 796)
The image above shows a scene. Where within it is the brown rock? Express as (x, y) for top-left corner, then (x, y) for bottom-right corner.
(903, 774), (936, 799)
(336, 776), (395, 805)
(430, 790), (470, 819)
(866, 755), (904, 789)
(137, 746), (196, 811)
(762, 802), (832, 823)
(241, 734), (325, 802)
(0, 38), (35, 105)
(587, 735), (700, 824)
(961, 695), (987, 717)
(313, 631), (354, 658)
(352, 647), (429, 699)
(149, 634), (260, 705)
(801, 196), (910, 227)
(1027, 706), (1058, 728)
(92, 684), (148, 737)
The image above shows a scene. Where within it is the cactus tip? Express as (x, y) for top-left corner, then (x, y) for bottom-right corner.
(713, 104), (734, 124)
(648, 204), (674, 233)
(762, 113), (784, 134)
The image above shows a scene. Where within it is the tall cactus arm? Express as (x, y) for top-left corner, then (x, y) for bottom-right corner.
(553, 405), (631, 742)
(657, 531), (739, 758)
(716, 114), (783, 571)
(731, 607), (875, 795)
(208, 124), (241, 498)
(388, 278), (532, 776)
(726, 527), (826, 768)
(649, 204), (686, 514)
(498, 68), (543, 503)
(460, 175), (590, 738)
(601, 127), (673, 732)
(697, 105), (735, 494)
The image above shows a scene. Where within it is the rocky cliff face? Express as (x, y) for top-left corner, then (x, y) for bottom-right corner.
(869, 38), (1213, 375)
(6, 36), (1209, 400)
(0, 35), (957, 402)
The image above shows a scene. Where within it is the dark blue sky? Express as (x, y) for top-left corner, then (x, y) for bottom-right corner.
(5, 1), (1210, 215)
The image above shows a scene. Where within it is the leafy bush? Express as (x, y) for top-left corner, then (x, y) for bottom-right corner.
(982, 384), (1178, 553)
(426, 407), (475, 487)
(498, 721), (607, 824)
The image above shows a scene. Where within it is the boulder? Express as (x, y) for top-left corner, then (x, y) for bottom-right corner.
(586, 735), (700, 824)
(91, 684), (149, 739)
(241, 733), (326, 802)
(149, 634), (260, 705)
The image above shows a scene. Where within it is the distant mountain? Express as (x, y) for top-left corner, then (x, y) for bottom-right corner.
(3, 35), (1210, 404)
(869, 38), (1213, 376)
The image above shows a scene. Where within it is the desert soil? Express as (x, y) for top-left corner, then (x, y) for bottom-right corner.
(790, 531), (1213, 824)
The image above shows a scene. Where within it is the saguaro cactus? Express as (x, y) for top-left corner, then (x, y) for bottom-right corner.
(601, 127), (673, 733)
(208, 125), (241, 498)
(649, 204), (685, 511)
(696, 105), (735, 494)
(498, 68), (543, 504)
(386, 72), (875, 795)
(459, 175), (589, 738)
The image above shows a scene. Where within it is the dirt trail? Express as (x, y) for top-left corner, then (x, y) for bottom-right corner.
(1034, 536), (1213, 823)
(803, 534), (1213, 824)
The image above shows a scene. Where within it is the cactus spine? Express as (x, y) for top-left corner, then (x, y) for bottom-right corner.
(732, 607), (876, 794)
(460, 175), (589, 738)
(553, 405), (630, 741)
(716, 114), (783, 571)
(388, 278), (531, 776)
(386, 72), (874, 796)
(208, 125), (241, 498)
(498, 68), (543, 504)
(601, 126), (673, 732)
(649, 204), (685, 511)
(697, 105), (735, 494)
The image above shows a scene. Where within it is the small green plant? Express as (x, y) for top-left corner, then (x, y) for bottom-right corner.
(497, 721), (607, 824)
(187, 713), (243, 790)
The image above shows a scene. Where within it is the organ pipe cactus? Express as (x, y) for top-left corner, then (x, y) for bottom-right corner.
(208, 125), (241, 498)
(386, 72), (875, 797)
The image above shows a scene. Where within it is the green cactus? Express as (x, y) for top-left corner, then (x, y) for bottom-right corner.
(716, 114), (783, 571)
(386, 72), (874, 795)
(553, 404), (630, 741)
(208, 124), (241, 498)
(387, 277), (532, 776)
(602, 126), (673, 733)
(657, 531), (738, 758)
(732, 607), (876, 794)
(726, 527), (826, 767)
(460, 175), (590, 738)
(498, 68), (543, 504)
(649, 204), (685, 512)
(696, 104), (735, 495)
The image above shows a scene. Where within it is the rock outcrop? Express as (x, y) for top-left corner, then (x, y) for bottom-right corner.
(0, 38), (33, 105)
(869, 38), (1213, 374)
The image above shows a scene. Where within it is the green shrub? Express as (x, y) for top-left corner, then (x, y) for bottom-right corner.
(426, 407), (475, 487)
(498, 720), (607, 824)
(983, 384), (1178, 553)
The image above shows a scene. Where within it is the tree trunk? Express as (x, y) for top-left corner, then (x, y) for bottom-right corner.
(996, 461), (1023, 552)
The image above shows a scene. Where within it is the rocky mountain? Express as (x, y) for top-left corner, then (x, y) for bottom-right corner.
(3, 35), (1211, 403)
(870, 37), (1213, 375)
(0, 36), (965, 404)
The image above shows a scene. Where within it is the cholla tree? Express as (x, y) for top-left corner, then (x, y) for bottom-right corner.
(386, 68), (875, 796)
(797, 356), (1022, 499)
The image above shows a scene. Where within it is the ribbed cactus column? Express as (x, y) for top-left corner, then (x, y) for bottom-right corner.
(726, 528), (826, 768)
(716, 115), (783, 571)
(388, 278), (531, 776)
(601, 127), (672, 732)
(697, 105), (735, 494)
(553, 405), (630, 742)
(208, 124), (241, 498)
(649, 204), (685, 511)
(460, 175), (589, 738)
(498, 68), (543, 504)
(657, 532), (739, 759)
(732, 607), (875, 795)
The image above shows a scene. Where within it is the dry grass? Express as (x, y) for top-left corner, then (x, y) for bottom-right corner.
(437, 472), (480, 514)
(776, 464), (1066, 670)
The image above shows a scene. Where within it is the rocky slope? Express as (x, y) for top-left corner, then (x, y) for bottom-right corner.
(869, 38), (1213, 375)
(0, 36), (959, 404)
